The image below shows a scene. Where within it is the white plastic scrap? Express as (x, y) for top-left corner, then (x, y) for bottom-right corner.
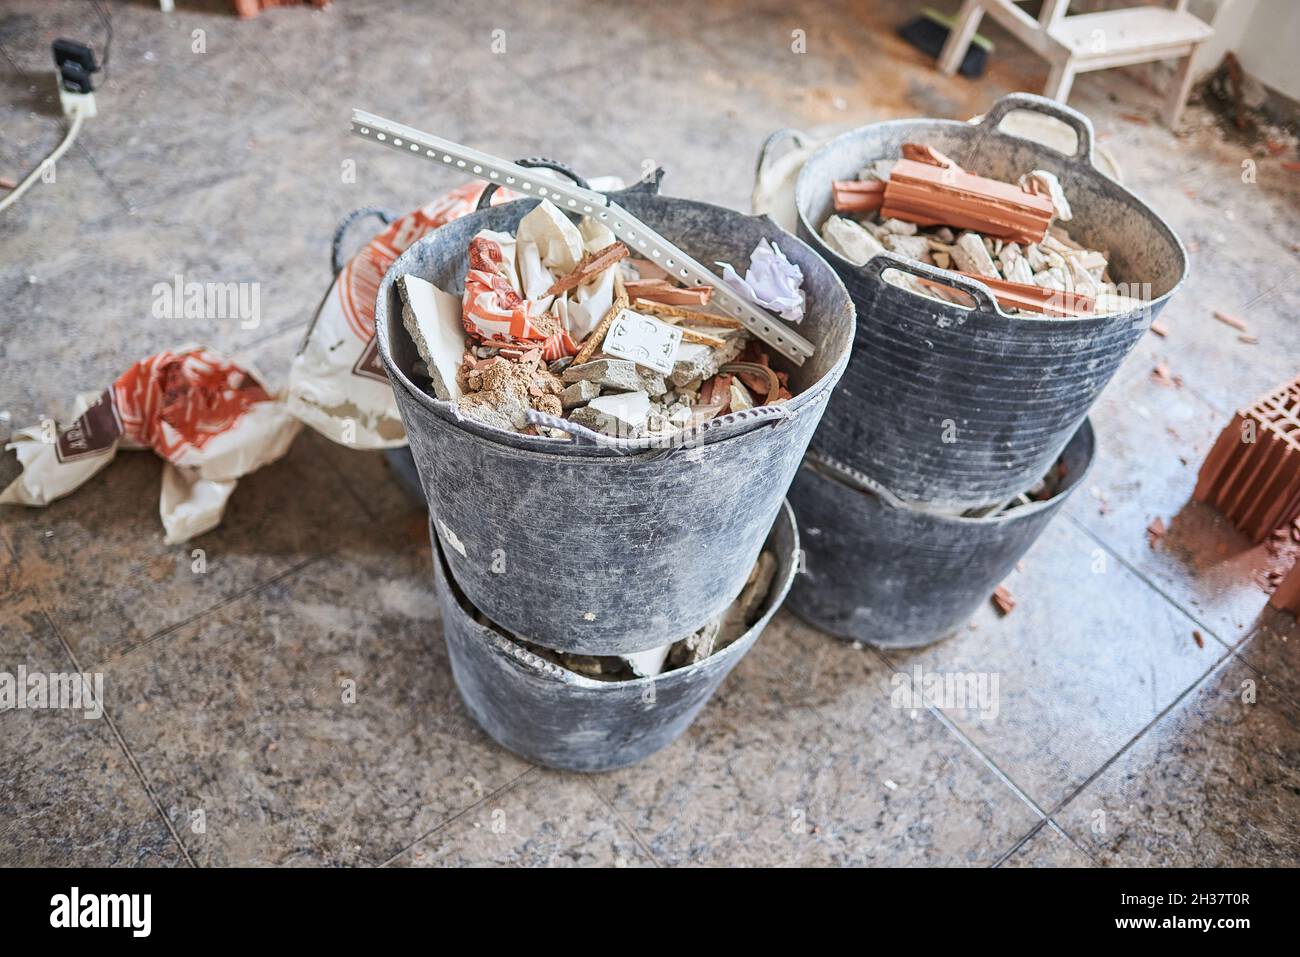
(718, 239), (806, 323)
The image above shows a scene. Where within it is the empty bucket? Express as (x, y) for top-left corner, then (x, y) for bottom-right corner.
(376, 180), (853, 655)
(435, 502), (798, 772)
(787, 419), (1094, 648)
(793, 93), (1184, 509)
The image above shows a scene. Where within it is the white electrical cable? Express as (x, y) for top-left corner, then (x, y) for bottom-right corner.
(0, 106), (86, 215)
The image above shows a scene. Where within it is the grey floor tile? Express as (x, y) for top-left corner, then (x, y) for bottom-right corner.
(1054, 641), (1300, 866)
(997, 823), (1095, 868)
(97, 528), (530, 866)
(1066, 356), (1282, 646)
(595, 616), (1042, 866)
(0, 593), (186, 866)
(881, 519), (1227, 811)
(392, 770), (653, 868)
(3, 428), (403, 665)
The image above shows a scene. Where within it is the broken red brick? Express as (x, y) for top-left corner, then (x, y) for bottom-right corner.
(1213, 310), (1250, 332)
(1194, 376), (1300, 544)
(623, 279), (711, 306)
(545, 241), (629, 297)
(1150, 363), (1182, 388)
(882, 158), (1055, 245)
(1269, 560), (1300, 614)
(900, 143), (961, 170)
(991, 585), (1016, 616)
(832, 179), (886, 214)
(1192, 630), (1205, 648)
(1150, 319), (1169, 337)
(947, 271), (1095, 317)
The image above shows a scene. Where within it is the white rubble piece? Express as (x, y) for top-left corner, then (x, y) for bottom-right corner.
(952, 232), (999, 279)
(1019, 169), (1072, 222)
(719, 551), (777, 645)
(729, 378), (755, 412)
(562, 358), (667, 396)
(820, 215), (885, 266)
(560, 379), (601, 409)
(568, 390), (650, 437)
(621, 643), (673, 679)
(397, 274), (465, 402)
(669, 335), (745, 388)
(884, 233), (932, 262)
(880, 218), (918, 236)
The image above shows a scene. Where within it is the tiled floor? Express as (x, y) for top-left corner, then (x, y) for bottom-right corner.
(2, 0), (1298, 867)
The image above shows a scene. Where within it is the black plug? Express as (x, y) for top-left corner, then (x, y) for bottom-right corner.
(53, 38), (100, 93)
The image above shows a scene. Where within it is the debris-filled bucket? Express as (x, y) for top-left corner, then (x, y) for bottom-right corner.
(787, 419), (1094, 648)
(376, 180), (853, 656)
(794, 93), (1185, 509)
(435, 501), (798, 772)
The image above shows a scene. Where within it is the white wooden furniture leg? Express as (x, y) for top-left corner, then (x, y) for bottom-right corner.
(937, 0), (987, 76)
(1163, 50), (1198, 127)
(1044, 60), (1077, 102)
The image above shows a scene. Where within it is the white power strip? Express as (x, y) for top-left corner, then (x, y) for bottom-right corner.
(57, 76), (96, 118)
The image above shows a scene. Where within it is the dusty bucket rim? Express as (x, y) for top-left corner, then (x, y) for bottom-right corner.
(793, 93), (1189, 325)
(374, 189), (855, 458)
(432, 500), (799, 689)
(804, 418), (1096, 524)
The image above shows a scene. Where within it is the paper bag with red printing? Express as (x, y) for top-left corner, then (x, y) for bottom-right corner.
(286, 181), (515, 449)
(2, 347), (300, 544)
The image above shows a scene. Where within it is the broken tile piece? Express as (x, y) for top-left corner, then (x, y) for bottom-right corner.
(397, 275), (465, 402)
(568, 390), (650, 437)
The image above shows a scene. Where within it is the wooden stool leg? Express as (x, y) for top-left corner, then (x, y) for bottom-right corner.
(1044, 59), (1077, 103)
(1164, 50), (1198, 128)
(938, 0), (986, 76)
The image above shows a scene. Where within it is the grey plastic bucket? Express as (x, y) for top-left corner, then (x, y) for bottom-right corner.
(435, 501), (798, 772)
(793, 93), (1185, 509)
(376, 180), (853, 656)
(787, 419), (1094, 648)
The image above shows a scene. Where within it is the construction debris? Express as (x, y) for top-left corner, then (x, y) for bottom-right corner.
(510, 550), (778, 680)
(882, 155), (1055, 245)
(1194, 375), (1300, 544)
(991, 585), (1016, 616)
(1147, 517), (1167, 548)
(821, 142), (1131, 318)
(400, 199), (802, 438)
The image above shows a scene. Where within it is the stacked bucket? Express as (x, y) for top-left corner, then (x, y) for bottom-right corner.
(782, 93), (1188, 648)
(373, 179), (856, 770)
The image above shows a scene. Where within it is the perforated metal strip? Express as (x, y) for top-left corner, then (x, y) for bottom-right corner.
(351, 109), (814, 364)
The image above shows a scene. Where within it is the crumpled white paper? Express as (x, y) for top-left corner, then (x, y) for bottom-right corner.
(718, 239), (806, 323)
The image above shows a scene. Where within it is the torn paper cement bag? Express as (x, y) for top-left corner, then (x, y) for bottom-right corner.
(286, 175), (623, 448)
(1, 347), (300, 544)
(286, 182), (503, 449)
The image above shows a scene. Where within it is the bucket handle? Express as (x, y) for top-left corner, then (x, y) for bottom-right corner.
(975, 92), (1096, 169)
(476, 158), (592, 211)
(754, 127), (813, 182)
(857, 251), (1003, 317)
(524, 404), (792, 455)
(331, 205), (397, 275)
